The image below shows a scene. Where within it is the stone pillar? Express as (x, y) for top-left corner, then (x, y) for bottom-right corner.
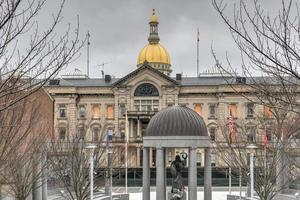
(137, 119), (141, 138)
(130, 120), (134, 138)
(163, 148), (166, 197)
(204, 148), (212, 200)
(68, 95), (77, 138)
(143, 147), (150, 200)
(149, 148), (153, 167)
(42, 163), (47, 200)
(32, 157), (42, 200)
(188, 147), (197, 200)
(156, 147), (166, 200)
(137, 146), (141, 167)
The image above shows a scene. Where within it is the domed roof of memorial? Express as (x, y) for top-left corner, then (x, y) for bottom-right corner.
(146, 106), (207, 137)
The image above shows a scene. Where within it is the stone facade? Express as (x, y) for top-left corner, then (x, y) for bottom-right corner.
(45, 64), (270, 168)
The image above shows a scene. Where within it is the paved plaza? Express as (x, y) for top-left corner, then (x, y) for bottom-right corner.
(48, 187), (246, 200)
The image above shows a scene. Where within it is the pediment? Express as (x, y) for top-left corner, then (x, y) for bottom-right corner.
(112, 64), (179, 88)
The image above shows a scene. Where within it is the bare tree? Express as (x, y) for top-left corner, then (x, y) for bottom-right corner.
(0, 89), (51, 200)
(211, 0), (300, 112)
(48, 125), (120, 200)
(0, 0), (83, 112)
(211, 0), (300, 196)
(215, 107), (300, 200)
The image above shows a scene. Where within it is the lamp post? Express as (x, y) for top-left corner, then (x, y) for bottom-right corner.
(246, 143), (258, 200)
(86, 143), (97, 200)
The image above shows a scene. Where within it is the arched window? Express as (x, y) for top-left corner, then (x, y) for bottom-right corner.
(134, 83), (159, 97)
(134, 83), (159, 112)
(92, 127), (100, 142)
(77, 127), (85, 140)
(58, 127), (66, 140)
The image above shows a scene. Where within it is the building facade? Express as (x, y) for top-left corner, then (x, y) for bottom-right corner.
(45, 10), (274, 168)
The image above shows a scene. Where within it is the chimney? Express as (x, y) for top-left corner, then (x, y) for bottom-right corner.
(236, 77), (246, 84)
(49, 79), (60, 85)
(105, 75), (111, 83)
(176, 73), (182, 81)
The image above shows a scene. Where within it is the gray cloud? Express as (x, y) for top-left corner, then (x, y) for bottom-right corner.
(38, 0), (282, 78)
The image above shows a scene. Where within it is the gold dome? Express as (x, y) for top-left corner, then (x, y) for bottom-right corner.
(137, 43), (170, 65)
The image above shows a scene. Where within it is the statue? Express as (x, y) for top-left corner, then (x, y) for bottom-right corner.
(170, 153), (188, 200)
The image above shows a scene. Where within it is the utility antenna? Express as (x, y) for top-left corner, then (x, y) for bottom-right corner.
(96, 61), (112, 78)
(197, 28), (200, 77)
(87, 31), (91, 77)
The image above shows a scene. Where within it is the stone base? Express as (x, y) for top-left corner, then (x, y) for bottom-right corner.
(101, 194), (129, 200)
(168, 191), (186, 200)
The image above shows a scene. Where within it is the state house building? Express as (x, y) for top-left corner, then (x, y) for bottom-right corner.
(45, 10), (271, 168)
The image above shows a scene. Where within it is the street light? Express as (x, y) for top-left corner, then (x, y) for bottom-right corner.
(246, 142), (258, 200)
(86, 143), (97, 200)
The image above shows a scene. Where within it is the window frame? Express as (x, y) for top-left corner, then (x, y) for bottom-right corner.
(58, 104), (66, 118)
(208, 104), (217, 119)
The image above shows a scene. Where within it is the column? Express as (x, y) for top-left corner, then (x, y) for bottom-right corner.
(137, 119), (141, 138)
(68, 95), (77, 139)
(32, 156), (42, 200)
(137, 147), (141, 167)
(149, 148), (153, 167)
(204, 148), (212, 200)
(188, 147), (197, 200)
(42, 165), (47, 200)
(163, 148), (166, 197)
(156, 147), (166, 200)
(130, 120), (134, 138)
(143, 147), (150, 200)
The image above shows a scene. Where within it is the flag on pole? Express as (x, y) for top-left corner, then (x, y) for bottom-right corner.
(264, 128), (268, 146)
(197, 28), (200, 42)
(228, 114), (235, 144)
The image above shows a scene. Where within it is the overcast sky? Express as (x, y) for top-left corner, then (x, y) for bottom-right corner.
(42, 0), (280, 78)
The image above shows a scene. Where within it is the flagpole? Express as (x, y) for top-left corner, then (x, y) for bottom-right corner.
(197, 28), (200, 77)
(125, 110), (129, 193)
(264, 127), (268, 178)
(125, 141), (128, 193)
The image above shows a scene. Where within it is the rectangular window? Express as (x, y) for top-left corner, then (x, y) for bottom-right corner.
(134, 99), (159, 112)
(266, 127), (272, 142)
(92, 105), (100, 119)
(107, 105), (114, 119)
(197, 152), (202, 166)
(247, 126), (255, 143)
(264, 106), (272, 118)
(229, 103), (237, 118)
(59, 105), (66, 118)
(119, 104), (126, 118)
(209, 104), (217, 118)
(59, 128), (66, 140)
(194, 104), (202, 115)
(77, 127), (85, 140)
(246, 103), (254, 118)
(211, 154), (216, 166)
(78, 105), (86, 118)
(168, 151), (172, 162)
(209, 127), (216, 141)
(93, 127), (100, 142)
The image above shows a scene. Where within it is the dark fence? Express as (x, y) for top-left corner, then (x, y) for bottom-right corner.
(106, 167), (243, 187)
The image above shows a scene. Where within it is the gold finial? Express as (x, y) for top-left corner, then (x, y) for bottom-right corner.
(150, 8), (158, 22)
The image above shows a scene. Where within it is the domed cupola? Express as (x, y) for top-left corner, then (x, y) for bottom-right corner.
(137, 9), (172, 76)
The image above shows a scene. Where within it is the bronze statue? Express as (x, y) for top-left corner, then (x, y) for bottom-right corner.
(170, 153), (187, 200)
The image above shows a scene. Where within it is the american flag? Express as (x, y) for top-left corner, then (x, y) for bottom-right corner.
(264, 128), (268, 146)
